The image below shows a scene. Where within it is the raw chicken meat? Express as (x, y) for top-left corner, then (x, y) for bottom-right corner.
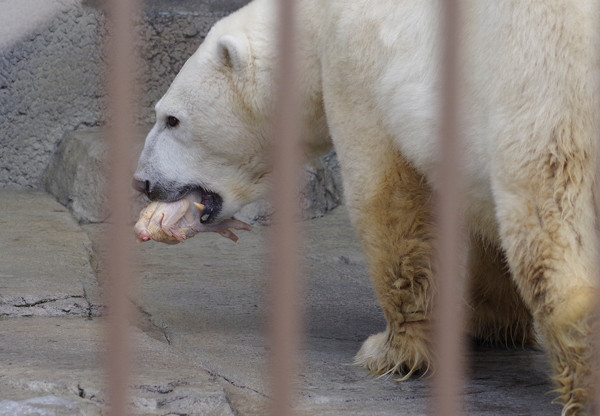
(134, 193), (251, 244)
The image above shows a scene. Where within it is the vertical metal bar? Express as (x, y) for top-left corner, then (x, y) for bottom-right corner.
(595, 168), (600, 412)
(104, 0), (140, 415)
(595, 2), (600, 412)
(269, 0), (303, 415)
(433, 1), (465, 416)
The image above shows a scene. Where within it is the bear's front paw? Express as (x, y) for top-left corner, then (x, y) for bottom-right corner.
(355, 322), (432, 380)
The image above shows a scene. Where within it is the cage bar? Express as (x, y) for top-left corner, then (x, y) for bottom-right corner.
(268, 0), (305, 415)
(104, 0), (140, 415)
(432, 1), (466, 416)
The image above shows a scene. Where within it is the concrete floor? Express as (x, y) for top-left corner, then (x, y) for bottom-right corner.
(0, 190), (562, 415)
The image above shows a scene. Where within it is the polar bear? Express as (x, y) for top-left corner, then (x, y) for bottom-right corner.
(133, 0), (600, 413)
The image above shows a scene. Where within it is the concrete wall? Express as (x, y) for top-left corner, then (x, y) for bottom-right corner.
(0, 0), (250, 189)
(2, 0), (343, 224)
(1, 1), (103, 188)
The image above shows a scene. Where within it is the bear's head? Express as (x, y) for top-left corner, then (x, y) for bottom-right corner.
(133, 0), (329, 225)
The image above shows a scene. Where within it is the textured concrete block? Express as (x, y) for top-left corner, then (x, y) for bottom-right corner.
(0, 190), (101, 318)
(1, 0), (251, 189)
(0, 2), (104, 188)
(44, 130), (110, 223)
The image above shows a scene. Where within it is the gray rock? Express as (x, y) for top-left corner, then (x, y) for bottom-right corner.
(0, 317), (237, 416)
(0, 2), (104, 189)
(0, 190), (101, 318)
(235, 153), (344, 225)
(44, 130), (110, 224)
(0, 190), (237, 415)
(1, 0), (251, 189)
(0, 189), (565, 415)
(0, 396), (88, 416)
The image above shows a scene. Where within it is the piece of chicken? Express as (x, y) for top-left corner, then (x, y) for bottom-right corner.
(134, 194), (251, 244)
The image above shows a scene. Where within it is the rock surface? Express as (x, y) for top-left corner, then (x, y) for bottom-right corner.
(1, 0), (251, 189)
(0, 190), (562, 415)
(0, 190), (101, 318)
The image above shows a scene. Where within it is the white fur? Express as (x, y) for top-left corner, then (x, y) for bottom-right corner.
(135, 1), (600, 412)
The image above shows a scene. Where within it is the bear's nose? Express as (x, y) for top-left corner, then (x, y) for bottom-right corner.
(132, 178), (150, 195)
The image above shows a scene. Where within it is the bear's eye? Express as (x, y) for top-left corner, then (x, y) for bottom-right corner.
(166, 116), (180, 128)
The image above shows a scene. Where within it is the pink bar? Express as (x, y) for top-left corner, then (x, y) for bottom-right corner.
(269, 0), (304, 415)
(104, 0), (140, 415)
(432, 1), (466, 416)
(596, 4), (600, 413)
(596, 10), (600, 411)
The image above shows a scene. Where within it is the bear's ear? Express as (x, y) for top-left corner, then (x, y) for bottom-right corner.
(217, 35), (248, 73)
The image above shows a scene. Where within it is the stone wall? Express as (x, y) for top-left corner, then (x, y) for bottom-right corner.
(0, 1), (103, 188)
(1, 0), (343, 223)
(0, 0), (250, 189)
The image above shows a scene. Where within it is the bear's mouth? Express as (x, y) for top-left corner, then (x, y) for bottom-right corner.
(177, 186), (223, 224)
(142, 182), (223, 224)
(192, 189), (223, 224)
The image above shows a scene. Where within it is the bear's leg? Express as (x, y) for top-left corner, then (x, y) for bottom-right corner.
(345, 149), (435, 379)
(493, 133), (597, 414)
(467, 234), (535, 346)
